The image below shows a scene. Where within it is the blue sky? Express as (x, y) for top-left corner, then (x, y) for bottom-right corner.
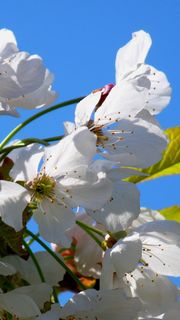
(0, 0), (180, 291)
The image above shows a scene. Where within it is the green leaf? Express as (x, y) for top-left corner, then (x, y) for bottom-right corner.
(126, 126), (180, 183)
(159, 205), (180, 222)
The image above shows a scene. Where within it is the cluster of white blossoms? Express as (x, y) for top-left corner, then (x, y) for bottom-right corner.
(0, 28), (179, 320)
(0, 29), (57, 116)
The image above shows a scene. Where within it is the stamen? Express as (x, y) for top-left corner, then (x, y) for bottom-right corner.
(27, 173), (56, 203)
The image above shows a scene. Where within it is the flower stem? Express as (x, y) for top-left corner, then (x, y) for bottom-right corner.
(22, 239), (45, 283)
(26, 229), (86, 290)
(0, 135), (64, 161)
(0, 97), (84, 150)
(76, 219), (106, 237)
(76, 220), (103, 248)
(26, 232), (40, 246)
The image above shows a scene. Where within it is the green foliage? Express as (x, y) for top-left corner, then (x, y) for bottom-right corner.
(127, 126), (180, 183)
(159, 205), (180, 222)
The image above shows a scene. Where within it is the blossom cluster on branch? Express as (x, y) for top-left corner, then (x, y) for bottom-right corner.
(0, 28), (179, 320)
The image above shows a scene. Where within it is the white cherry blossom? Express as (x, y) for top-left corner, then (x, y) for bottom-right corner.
(73, 91), (168, 168)
(70, 92), (167, 167)
(0, 28), (57, 116)
(100, 220), (180, 290)
(75, 31), (171, 121)
(0, 127), (112, 245)
(115, 30), (171, 115)
(68, 30), (170, 168)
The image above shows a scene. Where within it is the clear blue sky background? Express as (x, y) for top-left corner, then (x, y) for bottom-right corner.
(0, 0), (180, 295)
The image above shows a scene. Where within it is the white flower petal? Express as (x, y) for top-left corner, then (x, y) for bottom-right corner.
(137, 221), (180, 276)
(0, 180), (30, 230)
(16, 53), (45, 93)
(69, 213), (103, 278)
(75, 91), (102, 127)
(0, 29), (57, 113)
(95, 80), (148, 124)
(10, 143), (43, 181)
(111, 234), (142, 277)
(60, 167), (112, 210)
(2, 52), (45, 96)
(75, 238), (102, 278)
(89, 181), (140, 232)
(59, 288), (142, 320)
(100, 249), (115, 290)
(38, 303), (61, 320)
(9, 70), (57, 109)
(89, 159), (146, 179)
(0, 66), (22, 99)
(129, 269), (179, 316)
(43, 127), (96, 177)
(63, 121), (75, 135)
(163, 302), (180, 320)
(101, 233), (142, 289)
(13, 283), (52, 309)
(143, 66), (172, 115)
(0, 103), (20, 117)
(132, 207), (164, 228)
(3, 252), (65, 286)
(35, 200), (75, 246)
(115, 30), (152, 82)
(32, 252), (65, 286)
(1, 254), (28, 278)
(0, 291), (40, 318)
(0, 260), (16, 276)
(136, 109), (160, 126)
(102, 118), (167, 168)
(0, 28), (18, 59)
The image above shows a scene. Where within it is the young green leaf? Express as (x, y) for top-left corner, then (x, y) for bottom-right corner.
(159, 205), (180, 222)
(126, 126), (180, 183)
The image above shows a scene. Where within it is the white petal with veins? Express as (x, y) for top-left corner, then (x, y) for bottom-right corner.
(137, 220), (180, 276)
